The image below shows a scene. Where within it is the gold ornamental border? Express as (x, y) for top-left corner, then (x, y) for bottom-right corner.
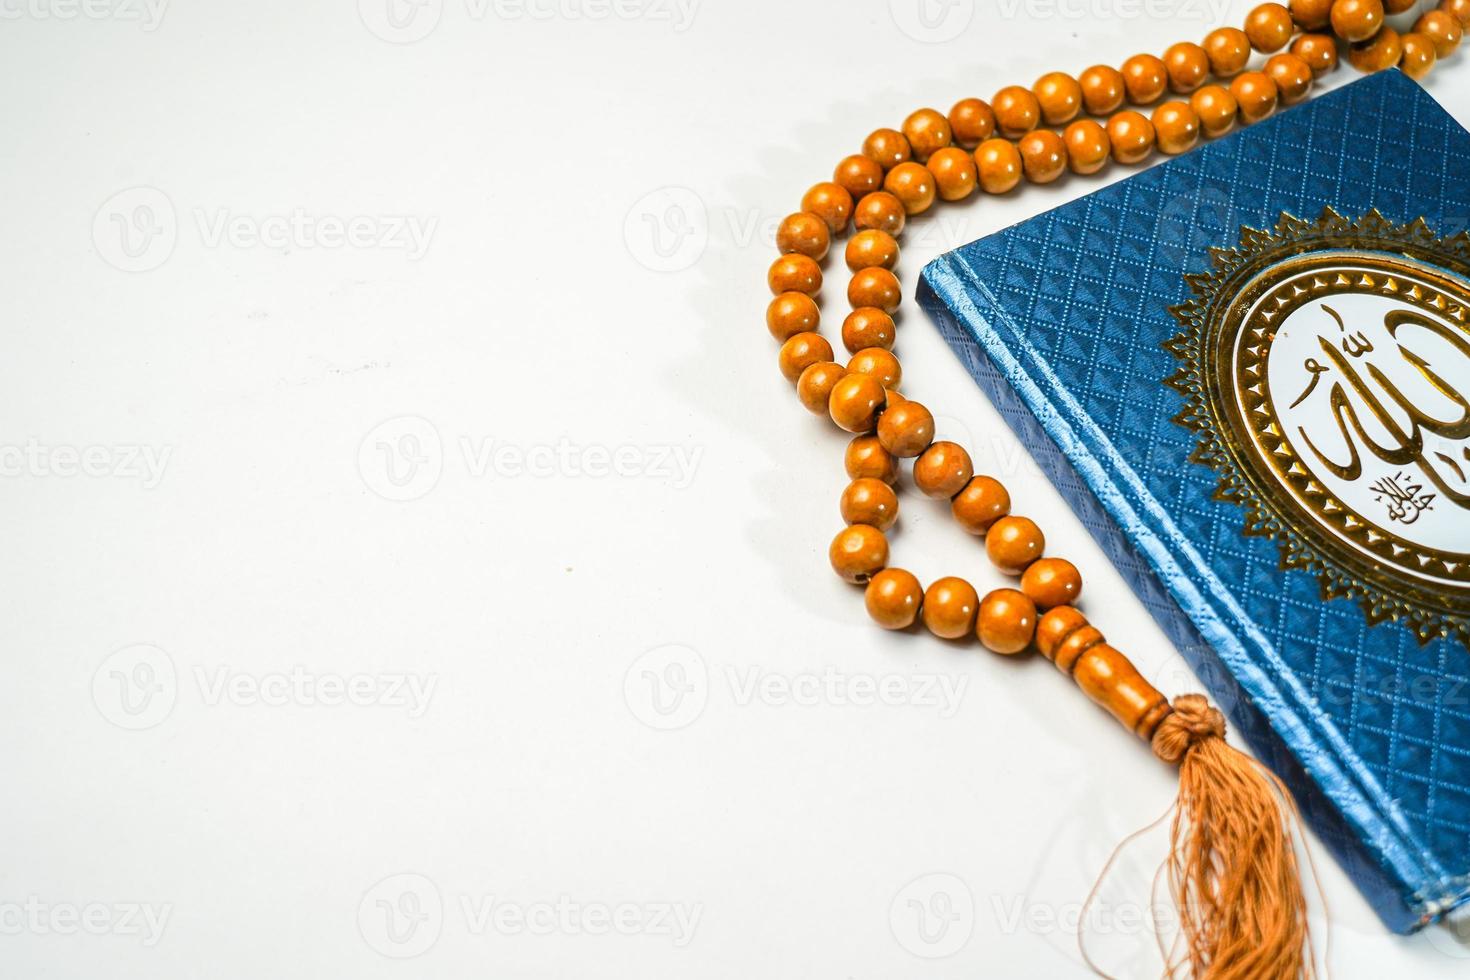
(1165, 207), (1470, 648)
(1224, 254), (1470, 583)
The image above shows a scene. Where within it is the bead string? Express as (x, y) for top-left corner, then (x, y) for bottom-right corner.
(766, 2), (1467, 692)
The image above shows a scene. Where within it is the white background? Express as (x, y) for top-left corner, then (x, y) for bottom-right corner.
(2, 1), (1467, 977)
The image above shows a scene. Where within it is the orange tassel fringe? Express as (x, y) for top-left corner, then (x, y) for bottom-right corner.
(1147, 694), (1317, 979)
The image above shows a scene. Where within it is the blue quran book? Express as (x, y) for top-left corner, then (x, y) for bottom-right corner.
(918, 70), (1470, 934)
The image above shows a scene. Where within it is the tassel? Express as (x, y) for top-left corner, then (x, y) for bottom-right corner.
(1148, 694), (1316, 980)
(1034, 609), (1319, 978)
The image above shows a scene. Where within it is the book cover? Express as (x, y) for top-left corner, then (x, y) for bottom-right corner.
(918, 69), (1470, 934)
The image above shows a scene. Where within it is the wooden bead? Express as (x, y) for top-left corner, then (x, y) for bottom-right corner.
(1121, 54), (1169, 105)
(848, 267), (902, 313)
(1203, 27), (1252, 77)
(1106, 110), (1155, 165)
(842, 308), (895, 354)
(1332, 0), (1384, 42)
(853, 191), (906, 236)
(833, 154), (884, 200)
(1035, 605), (1088, 660)
(948, 97), (996, 147)
(1046, 619), (1103, 674)
(768, 253), (821, 295)
(975, 138), (1023, 194)
(861, 128), (911, 170)
(1033, 71), (1082, 125)
(1291, 33), (1340, 74)
(1230, 71), (1279, 123)
(1416, 10), (1463, 55)
(926, 146), (978, 201)
(951, 475), (1010, 534)
(1400, 31), (1438, 77)
(1445, 0), (1470, 27)
(902, 108), (952, 162)
(992, 85), (1041, 138)
(1034, 613), (1175, 739)
(778, 332), (833, 383)
(796, 361), (845, 415)
(766, 291), (820, 341)
(775, 212), (830, 260)
(877, 400), (934, 457)
(1290, 0), (1333, 29)
(1020, 557), (1083, 609)
(847, 347), (902, 389)
(845, 434), (899, 483)
(865, 568), (923, 629)
(1019, 130), (1067, 184)
(1152, 101), (1200, 155)
(1072, 641), (1171, 738)
(1266, 53), (1314, 104)
(921, 576), (979, 639)
(1384, 0), (1416, 13)
(1064, 120), (1111, 175)
(1163, 42), (1211, 93)
(1079, 64), (1126, 115)
(841, 477), (898, 531)
(913, 441), (974, 499)
(829, 524), (888, 584)
(800, 182), (853, 233)
(882, 161), (936, 215)
(828, 373), (887, 433)
(1191, 85), (1238, 138)
(986, 515), (1045, 574)
(1348, 26), (1402, 70)
(1246, 2), (1294, 52)
(845, 229), (899, 272)
(977, 588), (1037, 655)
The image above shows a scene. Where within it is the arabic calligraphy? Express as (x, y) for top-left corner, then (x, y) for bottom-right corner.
(1288, 302), (1470, 511)
(1369, 471), (1435, 524)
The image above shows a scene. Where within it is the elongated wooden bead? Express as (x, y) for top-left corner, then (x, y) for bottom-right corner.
(1035, 607), (1171, 739)
(1074, 643), (1172, 739)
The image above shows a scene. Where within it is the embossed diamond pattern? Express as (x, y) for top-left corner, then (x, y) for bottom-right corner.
(922, 71), (1470, 929)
